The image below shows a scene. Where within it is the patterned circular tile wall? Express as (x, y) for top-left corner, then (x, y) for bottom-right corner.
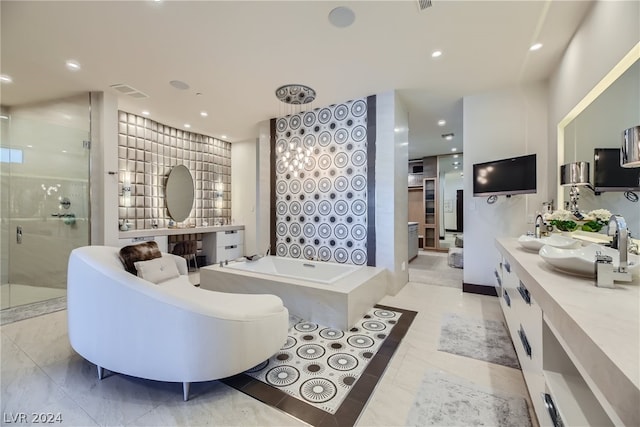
(274, 99), (368, 264)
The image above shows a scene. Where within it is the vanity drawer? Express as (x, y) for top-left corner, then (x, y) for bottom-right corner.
(215, 244), (244, 263)
(217, 230), (244, 246)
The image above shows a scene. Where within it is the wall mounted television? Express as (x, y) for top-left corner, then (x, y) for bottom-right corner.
(594, 148), (640, 193)
(473, 154), (537, 197)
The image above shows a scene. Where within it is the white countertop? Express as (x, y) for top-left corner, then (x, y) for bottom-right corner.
(496, 238), (639, 426)
(119, 225), (244, 239)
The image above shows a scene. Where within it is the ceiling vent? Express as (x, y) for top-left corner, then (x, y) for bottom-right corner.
(417, 0), (432, 11)
(110, 84), (149, 99)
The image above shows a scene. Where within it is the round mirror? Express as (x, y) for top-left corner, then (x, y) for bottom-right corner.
(165, 164), (194, 222)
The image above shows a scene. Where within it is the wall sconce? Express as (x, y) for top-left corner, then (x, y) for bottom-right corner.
(122, 172), (132, 207)
(621, 126), (640, 168)
(560, 161), (590, 212)
(214, 182), (224, 209)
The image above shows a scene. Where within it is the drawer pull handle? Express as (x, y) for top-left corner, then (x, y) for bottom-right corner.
(518, 326), (532, 358)
(224, 230), (237, 234)
(503, 290), (511, 307)
(542, 393), (564, 427)
(504, 261), (511, 273)
(224, 245), (237, 250)
(494, 270), (502, 287)
(517, 281), (531, 305)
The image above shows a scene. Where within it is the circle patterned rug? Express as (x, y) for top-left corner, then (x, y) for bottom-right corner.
(244, 307), (402, 414)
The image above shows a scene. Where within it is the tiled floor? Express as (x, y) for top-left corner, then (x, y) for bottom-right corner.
(0, 270), (537, 426)
(1, 283), (67, 310)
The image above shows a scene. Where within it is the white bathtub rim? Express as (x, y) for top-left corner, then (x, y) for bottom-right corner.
(223, 257), (359, 285)
(203, 261), (385, 294)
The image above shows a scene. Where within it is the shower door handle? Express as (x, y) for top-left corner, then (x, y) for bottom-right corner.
(16, 226), (23, 244)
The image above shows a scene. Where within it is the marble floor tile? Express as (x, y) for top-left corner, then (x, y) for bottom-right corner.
(0, 277), (537, 427)
(1, 333), (98, 426)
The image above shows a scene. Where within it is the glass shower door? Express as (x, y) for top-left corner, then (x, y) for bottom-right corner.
(1, 94), (91, 310)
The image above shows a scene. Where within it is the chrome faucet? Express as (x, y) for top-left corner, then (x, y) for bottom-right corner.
(534, 214), (544, 239)
(596, 215), (632, 288)
(608, 215), (628, 272)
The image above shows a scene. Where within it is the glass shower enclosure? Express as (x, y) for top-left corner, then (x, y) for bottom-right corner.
(1, 94), (91, 310)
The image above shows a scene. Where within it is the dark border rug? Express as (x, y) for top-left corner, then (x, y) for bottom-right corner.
(222, 304), (417, 427)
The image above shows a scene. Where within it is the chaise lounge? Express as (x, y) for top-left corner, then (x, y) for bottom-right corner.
(67, 245), (289, 400)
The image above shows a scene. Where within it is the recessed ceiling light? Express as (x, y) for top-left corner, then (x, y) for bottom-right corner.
(141, 110), (150, 116)
(454, 166), (458, 169)
(220, 135), (228, 139)
(451, 148), (457, 152)
(62, 150), (67, 153)
(170, 80), (190, 90)
(0, 75), (13, 83)
(65, 60), (81, 71)
(26, 144), (33, 148)
(530, 43), (543, 51)
(431, 50), (442, 58)
(328, 6), (355, 28)
(184, 124), (191, 128)
(438, 119), (446, 126)
(200, 111), (208, 117)
(442, 133), (454, 141)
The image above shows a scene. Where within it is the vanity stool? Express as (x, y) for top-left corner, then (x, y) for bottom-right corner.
(172, 240), (198, 271)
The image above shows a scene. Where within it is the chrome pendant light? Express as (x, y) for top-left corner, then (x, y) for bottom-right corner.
(621, 126), (640, 168)
(560, 161), (590, 213)
(560, 161), (590, 186)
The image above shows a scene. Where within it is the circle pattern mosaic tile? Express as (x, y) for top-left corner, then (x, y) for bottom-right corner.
(244, 307), (402, 414)
(274, 99), (368, 265)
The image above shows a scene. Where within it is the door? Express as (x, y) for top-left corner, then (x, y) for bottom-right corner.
(1, 94), (91, 309)
(456, 189), (464, 232)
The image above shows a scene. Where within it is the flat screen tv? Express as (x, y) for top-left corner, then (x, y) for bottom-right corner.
(473, 154), (536, 197)
(594, 148), (640, 192)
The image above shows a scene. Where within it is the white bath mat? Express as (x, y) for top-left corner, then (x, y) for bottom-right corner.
(438, 313), (520, 369)
(406, 370), (532, 427)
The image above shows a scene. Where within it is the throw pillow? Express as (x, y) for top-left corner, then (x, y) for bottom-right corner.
(134, 256), (180, 284)
(119, 241), (162, 275)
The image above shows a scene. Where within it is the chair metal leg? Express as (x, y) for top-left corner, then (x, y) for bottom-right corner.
(97, 366), (104, 380)
(183, 382), (190, 401)
(192, 253), (198, 270)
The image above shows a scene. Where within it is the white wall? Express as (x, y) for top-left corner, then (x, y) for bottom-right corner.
(90, 92), (119, 246)
(375, 91), (409, 294)
(231, 138), (258, 255)
(548, 0), (640, 197)
(256, 120), (271, 256)
(463, 81), (549, 288)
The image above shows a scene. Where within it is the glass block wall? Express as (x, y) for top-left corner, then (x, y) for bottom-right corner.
(117, 111), (231, 230)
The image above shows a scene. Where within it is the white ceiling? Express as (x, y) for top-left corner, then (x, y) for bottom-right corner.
(1, 0), (593, 160)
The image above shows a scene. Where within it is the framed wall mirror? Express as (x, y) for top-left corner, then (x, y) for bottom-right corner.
(558, 47), (639, 229)
(165, 164), (194, 223)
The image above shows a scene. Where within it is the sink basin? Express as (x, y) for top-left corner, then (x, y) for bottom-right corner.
(518, 234), (581, 252)
(539, 243), (640, 278)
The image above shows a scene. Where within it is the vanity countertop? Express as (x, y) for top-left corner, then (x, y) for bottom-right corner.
(119, 225), (244, 239)
(496, 237), (639, 426)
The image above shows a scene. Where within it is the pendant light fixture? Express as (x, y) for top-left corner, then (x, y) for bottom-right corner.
(274, 84), (316, 178)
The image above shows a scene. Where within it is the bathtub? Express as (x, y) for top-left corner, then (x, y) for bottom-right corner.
(200, 256), (387, 330)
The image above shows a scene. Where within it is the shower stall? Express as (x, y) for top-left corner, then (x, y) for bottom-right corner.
(1, 94), (91, 310)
